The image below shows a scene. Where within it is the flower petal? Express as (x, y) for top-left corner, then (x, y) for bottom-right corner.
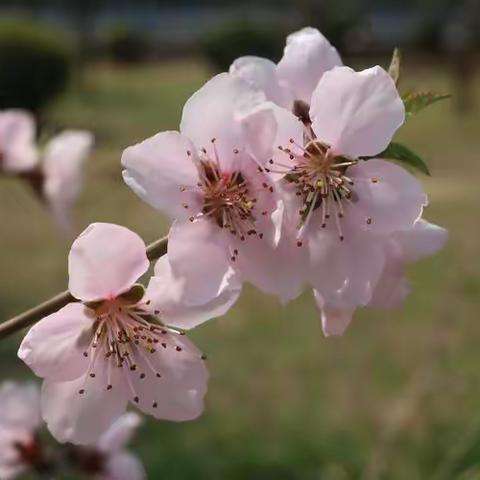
(307, 229), (385, 308)
(229, 56), (292, 108)
(167, 219), (239, 305)
(277, 27), (342, 104)
(394, 219), (448, 262)
(41, 360), (128, 445)
(310, 66), (405, 158)
(180, 73), (266, 171)
(42, 130), (93, 233)
(346, 159), (426, 234)
(97, 412), (142, 453)
(0, 109), (38, 172)
(314, 291), (354, 337)
(123, 333), (208, 422)
(122, 131), (201, 219)
(18, 303), (92, 382)
(145, 256), (241, 330)
(0, 382), (41, 431)
(103, 451), (146, 480)
(231, 227), (306, 304)
(68, 223), (149, 302)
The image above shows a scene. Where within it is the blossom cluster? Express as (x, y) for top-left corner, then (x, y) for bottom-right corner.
(0, 382), (144, 479)
(12, 26), (447, 476)
(0, 110), (94, 233)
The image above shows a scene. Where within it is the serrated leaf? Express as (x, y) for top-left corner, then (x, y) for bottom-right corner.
(402, 91), (451, 116)
(378, 142), (431, 175)
(388, 48), (401, 85)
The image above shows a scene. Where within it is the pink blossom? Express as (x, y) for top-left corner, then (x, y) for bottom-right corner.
(75, 412), (145, 480)
(0, 110), (38, 173)
(42, 130), (94, 233)
(122, 73), (294, 304)
(0, 382), (42, 480)
(267, 65), (427, 311)
(230, 27), (342, 111)
(315, 219), (448, 336)
(18, 223), (236, 445)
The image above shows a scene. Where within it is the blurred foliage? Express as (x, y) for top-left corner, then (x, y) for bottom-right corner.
(0, 21), (72, 113)
(201, 21), (285, 72)
(103, 25), (151, 64)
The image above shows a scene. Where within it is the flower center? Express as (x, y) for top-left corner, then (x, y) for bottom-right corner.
(77, 296), (205, 409)
(275, 137), (359, 243)
(199, 160), (257, 240)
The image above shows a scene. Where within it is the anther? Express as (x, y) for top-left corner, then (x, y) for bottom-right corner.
(133, 396), (139, 403)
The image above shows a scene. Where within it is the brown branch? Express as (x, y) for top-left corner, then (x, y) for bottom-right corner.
(0, 235), (168, 340)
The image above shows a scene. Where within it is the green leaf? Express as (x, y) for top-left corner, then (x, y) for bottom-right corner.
(378, 142), (431, 176)
(388, 48), (401, 85)
(402, 91), (451, 116)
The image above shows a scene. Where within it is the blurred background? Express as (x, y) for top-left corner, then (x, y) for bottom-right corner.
(0, 0), (479, 478)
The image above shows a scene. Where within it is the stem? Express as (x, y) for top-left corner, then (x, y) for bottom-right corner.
(0, 235), (168, 340)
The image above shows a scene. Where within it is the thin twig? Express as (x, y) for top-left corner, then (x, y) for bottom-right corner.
(0, 235), (168, 340)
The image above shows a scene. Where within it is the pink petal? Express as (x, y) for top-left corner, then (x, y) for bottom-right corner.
(0, 428), (26, 480)
(42, 130), (93, 234)
(122, 131), (201, 219)
(97, 412), (141, 453)
(307, 228), (385, 308)
(229, 56), (292, 108)
(167, 219), (238, 304)
(123, 333), (208, 422)
(145, 256), (241, 330)
(277, 27), (342, 103)
(394, 219), (448, 262)
(238, 104), (277, 165)
(310, 66), (405, 158)
(314, 291), (354, 336)
(231, 226), (306, 304)
(41, 360), (128, 445)
(103, 452), (146, 480)
(346, 159), (426, 234)
(18, 303), (92, 382)
(0, 109), (38, 173)
(0, 382), (41, 432)
(68, 223), (149, 302)
(269, 104), (305, 180)
(180, 73), (266, 171)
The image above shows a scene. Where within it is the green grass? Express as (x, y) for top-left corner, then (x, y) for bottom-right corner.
(1, 58), (480, 479)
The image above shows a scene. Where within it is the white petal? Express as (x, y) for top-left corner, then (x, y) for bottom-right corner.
(68, 223), (149, 302)
(145, 256), (241, 330)
(122, 131), (201, 219)
(229, 56), (292, 108)
(18, 303), (92, 382)
(310, 66), (405, 158)
(277, 27), (342, 103)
